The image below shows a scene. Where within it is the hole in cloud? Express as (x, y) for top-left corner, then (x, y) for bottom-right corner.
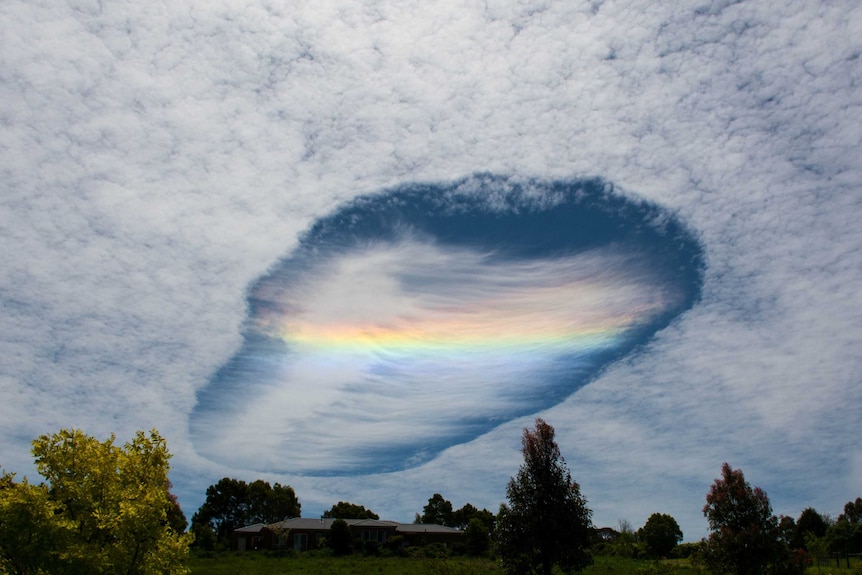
(190, 175), (704, 475)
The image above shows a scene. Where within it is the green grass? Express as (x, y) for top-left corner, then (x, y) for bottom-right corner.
(189, 552), (862, 575)
(188, 552), (501, 575)
(187, 552), (705, 575)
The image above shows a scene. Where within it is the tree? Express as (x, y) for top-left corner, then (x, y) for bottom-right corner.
(791, 507), (827, 550)
(166, 482), (188, 534)
(328, 518), (353, 555)
(323, 501), (379, 520)
(702, 463), (786, 575)
(639, 513), (683, 558)
(0, 429), (192, 575)
(0, 472), (69, 575)
(453, 503), (496, 533)
(191, 477), (300, 544)
(191, 478), (249, 544)
(827, 498), (862, 560)
(247, 480), (300, 524)
(421, 493), (454, 526)
(496, 418), (593, 575)
(464, 517), (491, 557)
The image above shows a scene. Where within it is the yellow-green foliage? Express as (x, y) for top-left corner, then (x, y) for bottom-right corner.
(0, 429), (192, 575)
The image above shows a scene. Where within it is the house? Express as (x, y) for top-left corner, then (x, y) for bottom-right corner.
(232, 523), (269, 551)
(231, 517), (463, 552)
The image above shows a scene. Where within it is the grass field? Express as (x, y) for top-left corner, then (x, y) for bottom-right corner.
(187, 552), (704, 575)
(188, 551), (862, 575)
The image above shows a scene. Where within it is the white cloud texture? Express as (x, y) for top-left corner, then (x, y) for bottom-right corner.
(1, 0), (860, 540)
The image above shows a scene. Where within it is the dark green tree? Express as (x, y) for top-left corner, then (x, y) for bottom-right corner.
(165, 482), (188, 534)
(453, 503), (496, 533)
(791, 507), (827, 550)
(421, 493), (454, 526)
(464, 517), (491, 556)
(496, 419), (593, 575)
(328, 518), (352, 556)
(191, 478), (249, 544)
(191, 477), (300, 544)
(841, 498), (862, 523)
(702, 463), (786, 575)
(639, 513), (683, 558)
(322, 501), (379, 520)
(778, 515), (796, 547)
(827, 498), (862, 559)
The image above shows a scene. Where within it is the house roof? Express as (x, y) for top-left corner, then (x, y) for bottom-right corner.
(233, 523), (268, 533)
(238, 517), (462, 534)
(395, 523), (463, 534)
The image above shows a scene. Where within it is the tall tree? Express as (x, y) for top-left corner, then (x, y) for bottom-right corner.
(328, 519), (353, 555)
(702, 463), (786, 575)
(453, 502), (496, 533)
(1, 429), (191, 575)
(323, 501), (379, 520)
(639, 513), (683, 558)
(192, 477), (300, 544)
(791, 507), (828, 550)
(421, 493), (454, 526)
(464, 517), (491, 557)
(248, 480), (300, 524)
(191, 477), (249, 544)
(827, 497), (862, 558)
(496, 418), (593, 575)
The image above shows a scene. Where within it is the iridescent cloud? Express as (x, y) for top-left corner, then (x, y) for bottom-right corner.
(191, 175), (703, 475)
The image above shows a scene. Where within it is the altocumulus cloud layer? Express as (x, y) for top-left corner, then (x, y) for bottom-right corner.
(191, 176), (703, 475)
(1, 0), (860, 539)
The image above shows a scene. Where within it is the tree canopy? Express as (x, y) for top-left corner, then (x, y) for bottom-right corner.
(638, 513), (683, 558)
(496, 418), (593, 575)
(0, 429), (191, 575)
(702, 463), (786, 575)
(826, 497), (862, 558)
(323, 501), (379, 520)
(191, 477), (300, 544)
(421, 493), (455, 526)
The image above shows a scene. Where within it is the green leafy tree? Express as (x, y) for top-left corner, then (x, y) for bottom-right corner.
(639, 513), (683, 558)
(247, 479), (299, 524)
(496, 418), (593, 575)
(421, 493), (454, 526)
(841, 497), (862, 523)
(827, 498), (862, 559)
(0, 471), (70, 575)
(791, 507), (827, 550)
(0, 429), (192, 575)
(464, 517), (491, 557)
(191, 478), (248, 544)
(453, 503), (496, 533)
(328, 518), (353, 555)
(778, 515), (796, 547)
(322, 501), (379, 520)
(610, 519), (639, 558)
(166, 483), (188, 534)
(701, 463), (786, 575)
(191, 477), (300, 544)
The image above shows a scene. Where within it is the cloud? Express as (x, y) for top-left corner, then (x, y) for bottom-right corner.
(190, 177), (703, 475)
(0, 0), (860, 540)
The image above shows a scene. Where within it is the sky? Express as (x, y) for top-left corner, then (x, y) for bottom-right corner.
(1, 0), (860, 541)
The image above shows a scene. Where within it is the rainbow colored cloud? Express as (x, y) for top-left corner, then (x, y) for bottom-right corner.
(191, 175), (703, 475)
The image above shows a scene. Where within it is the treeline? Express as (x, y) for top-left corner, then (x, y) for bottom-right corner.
(188, 483), (498, 557)
(187, 420), (862, 575)
(2, 424), (861, 575)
